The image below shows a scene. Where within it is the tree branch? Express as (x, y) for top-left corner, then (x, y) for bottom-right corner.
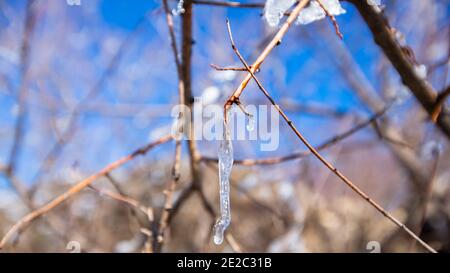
(348, 0), (450, 139)
(225, 18), (437, 253)
(0, 135), (173, 250)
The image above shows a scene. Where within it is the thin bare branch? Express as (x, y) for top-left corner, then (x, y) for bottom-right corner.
(7, 0), (37, 177)
(29, 9), (152, 193)
(224, 0), (312, 118)
(316, 0), (343, 39)
(156, 0), (186, 252)
(0, 135), (173, 249)
(431, 85), (450, 123)
(210, 63), (250, 71)
(348, 0), (450, 139)
(88, 185), (151, 216)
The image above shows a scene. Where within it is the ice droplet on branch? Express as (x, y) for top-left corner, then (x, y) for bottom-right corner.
(264, 0), (296, 27)
(297, 0), (345, 25)
(172, 0), (185, 16)
(213, 114), (234, 245)
(263, 0), (346, 27)
(246, 114), (255, 132)
(367, 0), (381, 6)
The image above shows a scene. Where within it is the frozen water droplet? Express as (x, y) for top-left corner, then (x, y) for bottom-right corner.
(213, 221), (225, 245)
(201, 86), (221, 105)
(172, 0), (185, 16)
(246, 114), (255, 132)
(414, 64), (428, 80)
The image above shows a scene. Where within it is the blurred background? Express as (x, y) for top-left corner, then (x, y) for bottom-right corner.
(0, 0), (449, 252)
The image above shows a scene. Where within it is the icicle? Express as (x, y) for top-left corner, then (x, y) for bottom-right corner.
(264, 0), (296, 27)
(296, 0), (345, 25)
(172, 0), (185, 16)
(246, 114), (255, 132)
(213, 112), (234, 245)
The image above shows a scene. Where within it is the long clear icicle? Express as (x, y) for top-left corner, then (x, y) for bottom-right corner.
(213, 115), (234, 245)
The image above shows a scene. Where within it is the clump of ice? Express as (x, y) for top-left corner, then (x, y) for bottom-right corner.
(264, 0), (296, 27)
(264, 0), (347, 27)
(172, 0), (185, 16)
(414, 64), (428, 80)
(210, 69), (237, 83)
(297, 0), (346, 25)
(367, 0), (381, 6)
(200, 86), (221, 105)
(394, 30), (407, 47)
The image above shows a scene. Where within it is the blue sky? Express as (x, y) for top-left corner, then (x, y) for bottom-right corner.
(0, 0), (448, 188)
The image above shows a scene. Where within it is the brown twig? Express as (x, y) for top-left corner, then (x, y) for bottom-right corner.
(166, 185), (196, 225)
(210, 63), (250, 71)
(0, 2), (71, 246)
(281, 100), (347, 118)
(316, 0), (343, 39)
(225, 19), (437, 253)
(102, 173), (156, 251)
(223, 0), (312, 118)
(88, 185), (151, 216)
(431, 86), (450, 123)
(347, 0), (450, 139)
(318, 24), (430, 185)
(0, 135), (173, 249)
(412, 149), (440, 250)
(156, 0), (186, 252)
(202, 105), (390, 166)
(7, 0), (36, 177)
